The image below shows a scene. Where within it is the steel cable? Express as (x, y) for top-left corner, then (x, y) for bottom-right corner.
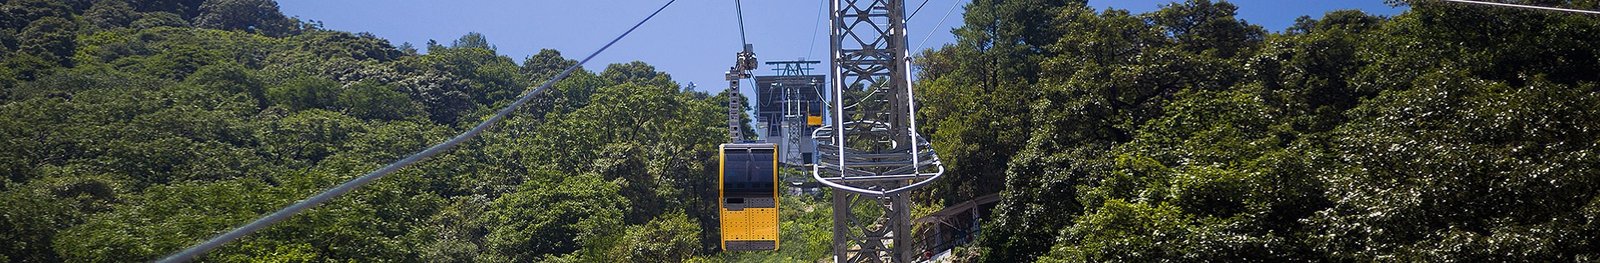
(735, 0), (750, 46)
(156, 1), (679, 261)
(1440, 0), (1600, 15)
(915, 0), (963, 51)
(909, 0), (934, 20)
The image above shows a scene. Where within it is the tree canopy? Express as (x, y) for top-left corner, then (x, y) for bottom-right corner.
(0, 0), (734, 261)
(2, 0), (1597, 262)
(915, 0), (1600, 262)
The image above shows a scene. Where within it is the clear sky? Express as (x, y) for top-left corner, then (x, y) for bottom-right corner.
(275, 0), (1406, 95)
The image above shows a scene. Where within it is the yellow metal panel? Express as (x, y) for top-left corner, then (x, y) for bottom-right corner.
(807, 115), (823, 126)
(717, 143), (781, 251)
(770, 144), (780, 250)
(720, 208), (780, 241)
(717, 143), (782, 251)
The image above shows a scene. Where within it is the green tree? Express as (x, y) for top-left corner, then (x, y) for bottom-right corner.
(481, 171), (627, 261)
(393, 39), (526, 123)
(123, 43), (226, 79)
(131, 11), (188, 29)
(256, 109), (365, 163)
(194, 0), (294, 36)
(915, 1), (1080, 225)
(0, 52), (57, 83)
(126, 0), (206, 18)
(289, 31), (406, 63)
(1146, 0), (1265, 58)
(0, 187), (81, 262)
(600, 61), (674, 87)
(185, 62), (267, 108)
(18, 16), (76, 66)
(266, 76), (340, 111)
(523, 49), (580, 82)
(1, 27), (15, 56)
(1252, 10), (1382, 133)
(967, 1), (1276, 261)
(84, 0), (138, 29)
(1039, 200), (1190, 262)
(336, 80), (423, 121)
(1308, 71), (1600, 261)
(451, 32), (494, 51)
(608, 211), (702, 263)
(53, 179), (281, 262)
(1, 0), (72, 30)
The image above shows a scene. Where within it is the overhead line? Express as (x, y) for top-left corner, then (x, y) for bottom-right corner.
(1440, 0), (1600, 15)
(810, 0), (832, 110)
(909, 0), (934, 20)
(807, 0), (826, 59)
(156, 0), (680, 262)
(915, 0), (964, 51)
(736, 0), (750, 46)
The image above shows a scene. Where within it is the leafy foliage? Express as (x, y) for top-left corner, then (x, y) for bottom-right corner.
(193, 0), (295, 36)
(917, 0), (1600, 262)
(0, 1), (747, 261)
(608, 211), (703, 263)
(5, 0), (1598, 262)
(482, 171), (626, 262)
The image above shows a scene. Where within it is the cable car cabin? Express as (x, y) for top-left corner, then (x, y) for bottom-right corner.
(719, 143), (780, 251)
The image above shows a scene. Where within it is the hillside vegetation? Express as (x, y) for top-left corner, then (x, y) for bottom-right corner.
(916, 0), (1600, 262)
(3, 0), (1599, 262)
(0, 0), (790, 261)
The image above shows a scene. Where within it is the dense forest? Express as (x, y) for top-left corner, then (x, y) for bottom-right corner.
(916, 0), (1600, 262)
(0, 0), (835, 261)
(1, 0), (1597, 262)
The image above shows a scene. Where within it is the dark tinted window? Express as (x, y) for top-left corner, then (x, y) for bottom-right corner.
(724, 148), (775, 198)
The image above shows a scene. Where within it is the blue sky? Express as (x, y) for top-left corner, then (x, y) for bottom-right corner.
(276, 0), (1406, 95)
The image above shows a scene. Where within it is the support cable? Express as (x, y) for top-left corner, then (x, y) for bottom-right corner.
(909, 0), (934, 20)
(915, 0), (963, 51)
(807, 0), (827, 59)
(156, 1), (679, 262)
(810, 0), (831, 110)
(1440, 0), (1600, 15)
(736, 0), (750, 46)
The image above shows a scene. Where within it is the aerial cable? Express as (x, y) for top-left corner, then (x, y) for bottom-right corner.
(156, 0), (679, 262)
(1440, 0), (1600, 15)
(915, 0), (964, 51)
(841, 89), (882, 111)
(736, 0), (750, 46)
(909, 0), (934, 20)
(807, 0), (826, 59)
(810, 0), (831, 110)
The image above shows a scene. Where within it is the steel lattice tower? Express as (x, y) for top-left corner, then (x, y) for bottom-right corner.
(814, 0), (943, 262)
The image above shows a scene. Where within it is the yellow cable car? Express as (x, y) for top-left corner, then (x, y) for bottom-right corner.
(719, 143), (780, 251)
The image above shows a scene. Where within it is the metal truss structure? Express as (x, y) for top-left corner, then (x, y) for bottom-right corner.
(814, 0), (944, 262)
(727, 44), (757, 142)
(761, 60), (823, 166)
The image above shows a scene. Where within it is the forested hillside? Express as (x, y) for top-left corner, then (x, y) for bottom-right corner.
(916, 0), (1600, 262)
(4, 0), (1599, 262)
(0, 0), (808, 261)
